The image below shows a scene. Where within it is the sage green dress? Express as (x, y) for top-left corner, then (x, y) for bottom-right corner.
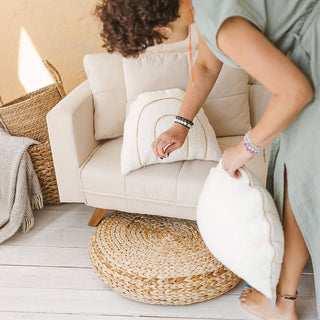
(193, 0), (320, 317)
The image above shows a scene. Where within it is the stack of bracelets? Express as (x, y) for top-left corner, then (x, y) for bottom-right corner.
(242, 130), (264, 154)
(173, 119), (264, 158)
(174, 115), (194, 129)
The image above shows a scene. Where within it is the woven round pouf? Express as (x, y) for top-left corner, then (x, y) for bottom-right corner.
(88, 211), (241, 305)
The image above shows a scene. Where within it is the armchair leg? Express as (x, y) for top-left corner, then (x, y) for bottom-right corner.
(88, 208), (108, 227)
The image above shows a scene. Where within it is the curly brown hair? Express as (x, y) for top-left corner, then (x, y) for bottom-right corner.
(95, 0), (180, 58)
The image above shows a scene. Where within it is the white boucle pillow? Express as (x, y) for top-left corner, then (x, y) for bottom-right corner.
(83, 53), (127, 140)
(120, 88), (222, 175)
(197, 159), (284, 301)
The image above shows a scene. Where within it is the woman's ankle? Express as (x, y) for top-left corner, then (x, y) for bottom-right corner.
(275, 299), (297, 318)
(275, 293), (297, 312)
(276, 283), (298, 297)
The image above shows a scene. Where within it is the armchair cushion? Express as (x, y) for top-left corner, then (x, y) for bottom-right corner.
(120, 88), (222, 175)
(79, 135), (270, 220)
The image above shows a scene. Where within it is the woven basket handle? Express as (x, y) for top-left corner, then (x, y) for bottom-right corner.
(42, 59), (66, 98)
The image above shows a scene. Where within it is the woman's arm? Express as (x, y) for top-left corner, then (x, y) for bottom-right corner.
(152, 31), (223, 158)
(176, 31), (223, 121)
(216, 16), (314, 148)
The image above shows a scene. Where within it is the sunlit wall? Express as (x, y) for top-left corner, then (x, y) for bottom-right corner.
(0, 0), (105, 103)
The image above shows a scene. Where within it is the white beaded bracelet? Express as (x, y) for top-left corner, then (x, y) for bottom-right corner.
(174, 119), (191, 129)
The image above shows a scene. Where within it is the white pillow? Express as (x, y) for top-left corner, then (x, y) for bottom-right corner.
(189, 51), (252, 137)
(123, 31), (252, 137)
(197, 159), (284, 300)
(122, 46), (190, 117)
(120, 88), (222, 175)
(83, 53), (127, 140)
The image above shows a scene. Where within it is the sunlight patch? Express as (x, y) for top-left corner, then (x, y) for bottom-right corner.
(18, 27), (53, 92)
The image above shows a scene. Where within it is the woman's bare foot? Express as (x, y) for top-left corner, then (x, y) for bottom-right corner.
(239, 286), (298, 320)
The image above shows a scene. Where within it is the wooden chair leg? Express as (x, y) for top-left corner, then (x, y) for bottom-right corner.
(88, 208), (108, 227)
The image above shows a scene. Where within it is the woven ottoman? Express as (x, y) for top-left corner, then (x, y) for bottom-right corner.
(88, 211), (241, 305)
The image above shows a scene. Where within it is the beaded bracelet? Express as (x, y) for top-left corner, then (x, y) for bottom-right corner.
(242, 130), (264, 154)
(174, 116), (194, 130)
(174, 120), (190, 129)
(175, 115), (194, 126)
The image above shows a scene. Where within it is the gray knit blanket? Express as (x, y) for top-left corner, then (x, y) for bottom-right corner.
(0, 123), (43, 244)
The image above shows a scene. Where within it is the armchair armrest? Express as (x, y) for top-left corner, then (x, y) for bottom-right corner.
(47, 80), (100, 202)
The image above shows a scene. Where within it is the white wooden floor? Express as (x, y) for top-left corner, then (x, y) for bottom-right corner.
(0, 203), (318, 320)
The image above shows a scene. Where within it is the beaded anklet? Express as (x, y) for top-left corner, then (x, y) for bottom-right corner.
(276, 290), (298, 301)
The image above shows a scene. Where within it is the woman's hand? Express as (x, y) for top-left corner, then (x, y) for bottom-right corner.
(221, 141), (255, 179)
(151, 123), (189, 158)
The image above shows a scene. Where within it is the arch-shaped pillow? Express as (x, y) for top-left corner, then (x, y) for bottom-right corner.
(120, 88), (222, 175)
(197, 159), (284, 301)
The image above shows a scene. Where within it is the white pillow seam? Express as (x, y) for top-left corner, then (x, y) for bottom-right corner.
(242, 167), (277, 299)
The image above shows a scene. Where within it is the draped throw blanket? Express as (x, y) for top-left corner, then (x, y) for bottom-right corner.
(0, 124), (43, 244)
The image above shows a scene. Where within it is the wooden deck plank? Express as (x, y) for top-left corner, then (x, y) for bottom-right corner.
(36, 204), (95, 213)
(0, 266), (108, 290)
(0, 313), (234, 320)
(0, 265), (315, 297)
(0, 246), (91, 268)
(0, 287), (260, 319)
(33, 212), (95, 230)
(1, 228), (93, 248)
(0, 288), (318, 319)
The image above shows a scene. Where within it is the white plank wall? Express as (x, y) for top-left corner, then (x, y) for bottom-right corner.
(0, 204), (318, 320)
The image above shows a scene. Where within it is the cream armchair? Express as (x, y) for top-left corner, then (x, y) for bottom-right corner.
(47, 27), (272, 226)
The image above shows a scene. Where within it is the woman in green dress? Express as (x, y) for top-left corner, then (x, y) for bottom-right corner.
(95, 0), (320, 319)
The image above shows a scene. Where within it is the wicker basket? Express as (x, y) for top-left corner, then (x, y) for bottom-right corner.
(27, 141), (60, 205)
(0, 60), (66, 205)
(89, 211), (241, 305)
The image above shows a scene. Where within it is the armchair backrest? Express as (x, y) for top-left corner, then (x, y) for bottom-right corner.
(84, 24), (272, 141)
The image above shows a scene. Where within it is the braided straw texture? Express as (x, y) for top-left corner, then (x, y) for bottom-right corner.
(0, 60), (65, 205)
(27, 141), (60, 205)
(0, 84), (62, 143)
(88, 211), (241, 305)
